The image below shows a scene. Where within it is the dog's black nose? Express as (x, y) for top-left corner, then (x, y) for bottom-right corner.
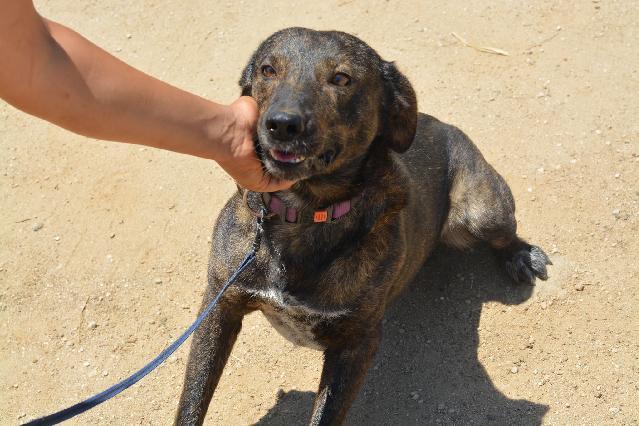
(265, 111), (304, 141)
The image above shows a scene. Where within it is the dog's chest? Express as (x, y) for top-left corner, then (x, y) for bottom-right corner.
(242, 287), (349, 351)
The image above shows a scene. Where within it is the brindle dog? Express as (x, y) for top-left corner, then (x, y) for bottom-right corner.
(175, 27), (551, 425)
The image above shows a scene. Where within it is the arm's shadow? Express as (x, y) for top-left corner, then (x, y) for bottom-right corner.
(254, 245), (549, 425)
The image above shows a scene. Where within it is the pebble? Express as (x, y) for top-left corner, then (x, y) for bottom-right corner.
(102, 371), (109, 377)
(126, 33), (132, 39)
(154, 278), (163, 284)
(110, 233), (116, 239)
(510, 366), (519, 374)
(574, 283), (585, 291)
(87, 321), (98, 330)
(32, 222), (44, 232)
(53, 236), (60, 241)
(83, 361), (91, 367)
(540, 301), (548, 310)
(612, 209), (621, 218)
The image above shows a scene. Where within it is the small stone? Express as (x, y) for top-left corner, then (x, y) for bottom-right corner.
(83, 361), (91, 367)
(510, 366), (519, 374)
(110, 233), (116, 238)
(540, 301), (547, 310)
(12, 383), (18, 389)
(154, 278), (163, 284)
(609, 406), (619, 414)
(574, 283), (585, 291)
(87, 321), (97, 330)
(102, 371), (109, 377)
(614, 173), (620, 178)
(612, 209), (621, 218)
(32, 222), (44, 231)
(126, 33), (132, 39)
(53, 235), (60, 241)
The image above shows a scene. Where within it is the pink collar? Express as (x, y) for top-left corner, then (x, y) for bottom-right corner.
(261, 192), (355, 224)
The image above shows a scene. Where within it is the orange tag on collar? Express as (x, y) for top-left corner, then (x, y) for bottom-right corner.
(313, 210), (328, 223)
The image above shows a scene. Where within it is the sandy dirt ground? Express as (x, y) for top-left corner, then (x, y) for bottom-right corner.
(1, 0), (638, 424)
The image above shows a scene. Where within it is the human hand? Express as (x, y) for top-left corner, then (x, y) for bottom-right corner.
(215, 97), (294, 192)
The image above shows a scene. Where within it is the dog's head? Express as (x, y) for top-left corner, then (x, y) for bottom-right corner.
(240, 27), (417, 182)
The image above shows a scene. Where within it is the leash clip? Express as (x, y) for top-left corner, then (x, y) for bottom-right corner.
(242, 189), (274, 221)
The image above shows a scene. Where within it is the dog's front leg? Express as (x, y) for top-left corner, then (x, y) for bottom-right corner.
(174, 293), (244, 426)
(309, 332), (381, 426)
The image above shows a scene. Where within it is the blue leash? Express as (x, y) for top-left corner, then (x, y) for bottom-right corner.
(24, 213), (264, 426)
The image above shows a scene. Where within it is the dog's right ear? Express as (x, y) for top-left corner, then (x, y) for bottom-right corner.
(239, 51), (257, 96)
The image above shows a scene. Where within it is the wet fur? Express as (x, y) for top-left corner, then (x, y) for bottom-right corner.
(175, 28), (550, 425)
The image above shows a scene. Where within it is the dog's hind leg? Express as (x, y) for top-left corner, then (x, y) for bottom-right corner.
(440, 126), (551, 285)
(175, 291), (245, 426)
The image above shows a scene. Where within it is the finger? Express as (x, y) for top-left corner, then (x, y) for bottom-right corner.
(258, 177), (294, 192)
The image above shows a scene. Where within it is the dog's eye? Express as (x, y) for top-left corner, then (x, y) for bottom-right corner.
(261, 65), (276, 78)
(331, 72), (351, 87)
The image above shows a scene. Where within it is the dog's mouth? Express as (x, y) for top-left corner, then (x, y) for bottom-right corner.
(268, 149), (307, 164)
(265, 147), (337, 167)
(260, 141), (339, 180)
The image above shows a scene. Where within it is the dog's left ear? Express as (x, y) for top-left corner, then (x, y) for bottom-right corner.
(379, 61), (418, 153)
(239, 51), (257, 96)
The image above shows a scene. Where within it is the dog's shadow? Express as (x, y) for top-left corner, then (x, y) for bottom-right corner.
(254, 245), (549, 425)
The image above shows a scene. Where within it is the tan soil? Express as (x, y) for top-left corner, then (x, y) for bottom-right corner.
(1, 0), (638, 424)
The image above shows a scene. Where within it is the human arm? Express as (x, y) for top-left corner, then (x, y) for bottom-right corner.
(0, 0), (291, 192)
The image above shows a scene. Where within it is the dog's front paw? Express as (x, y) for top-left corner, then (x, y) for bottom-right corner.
(505, 245), (552, 285)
